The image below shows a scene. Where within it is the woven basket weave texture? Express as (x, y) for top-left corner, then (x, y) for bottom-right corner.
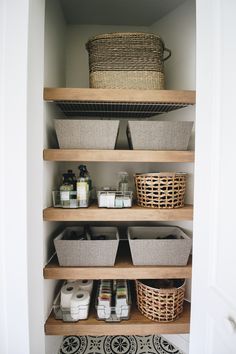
(134, 172), (187, 209)
(136, 280), (185, 322)
(86, 32), (171, 90)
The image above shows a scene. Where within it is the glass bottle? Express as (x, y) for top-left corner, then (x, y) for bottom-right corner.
(77, 165), (91, 207)
(60, 174), (74, 207)
(118, 171), (129, 192)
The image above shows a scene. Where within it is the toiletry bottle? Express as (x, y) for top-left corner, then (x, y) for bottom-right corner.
(60, 173), (74, 207)
(77, 165), (90, 207)
(64, 169), (77, 190)
(79, 165), (92, 191)
(118, 171), (129, 192)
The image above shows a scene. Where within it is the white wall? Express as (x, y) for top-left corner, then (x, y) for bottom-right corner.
(149, 1), (196, 352)
(0, 0), (30, 353)
(44, 1), (67, 353)
(150, 0), (196, 91)
(27, 0), (46, 350)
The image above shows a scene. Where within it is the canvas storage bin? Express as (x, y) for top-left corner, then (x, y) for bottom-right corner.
(54, 226), (119, 266)
(134, 172), (187, 209)
(128, 226), (192, 265)
(127, 121), (193, 150)
(86, 32), (171, 90)
(136, 279), (186, 322)
(54, 119), (119, 149)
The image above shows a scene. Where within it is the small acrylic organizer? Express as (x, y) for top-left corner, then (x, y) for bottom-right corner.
(53, 287), (90, 322)
(95, 280), (132, 322)
(97, 190), (133, 208)
(52, 190), (89, 208)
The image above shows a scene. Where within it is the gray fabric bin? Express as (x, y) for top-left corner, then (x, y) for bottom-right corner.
(127, 121), (193, 150)
(128, 226), (192, 266)
(55, 119), (119, 149)
(54, 226), (119, 266)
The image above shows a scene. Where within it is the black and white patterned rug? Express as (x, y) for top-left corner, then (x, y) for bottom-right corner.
(59, 335), (183, 354)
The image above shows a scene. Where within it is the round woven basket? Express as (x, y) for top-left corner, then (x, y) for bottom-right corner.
(136, 279), (186, 322)
(86, 32), (171, 90)
(134, 172), (187, 209)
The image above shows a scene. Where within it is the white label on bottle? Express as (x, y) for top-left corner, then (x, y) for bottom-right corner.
(60, 191), (70, 201)
(77, 182), (88, 201)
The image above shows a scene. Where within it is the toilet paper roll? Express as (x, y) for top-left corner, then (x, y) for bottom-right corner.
(70, 290), (90, 320)
(61, 283), (76, 308)
(78, 280), (93, 294)
(71, 290), (90, 306)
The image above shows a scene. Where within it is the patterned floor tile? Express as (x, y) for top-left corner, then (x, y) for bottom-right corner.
(59, 335), (183, 354)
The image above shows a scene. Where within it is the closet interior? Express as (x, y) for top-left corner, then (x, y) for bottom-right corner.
(43, 0), (196, 352)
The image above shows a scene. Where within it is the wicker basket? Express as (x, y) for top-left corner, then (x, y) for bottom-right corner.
(134, 172), (187, 209)
(136, 279), (186, 322)
(86, 32), (171, 90)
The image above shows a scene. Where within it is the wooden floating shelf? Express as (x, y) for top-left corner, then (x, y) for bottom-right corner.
(43, 149), (194, 163)
(44, 258), (192, 280)
(44, 241), (192, 280)
(44, 88), (195, 118)
(43, 204), (193, 222)
(45, 301), (190, 336)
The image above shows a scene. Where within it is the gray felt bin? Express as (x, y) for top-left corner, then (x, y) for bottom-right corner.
(128, 226), (192, 266)
(55, 119), (119, 149)
(127, 121), (193, 150)
(54, 226), (119, 266)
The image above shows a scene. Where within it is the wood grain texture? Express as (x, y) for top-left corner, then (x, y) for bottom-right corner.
(43, 250), (192, 280)
(43, 204), (193, 222)
(44, 87), (196, 104)
(45, 301), (190, 335)
(43, 149), (195, 163)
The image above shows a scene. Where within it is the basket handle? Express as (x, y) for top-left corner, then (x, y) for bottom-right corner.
(163, 48), (171, 61)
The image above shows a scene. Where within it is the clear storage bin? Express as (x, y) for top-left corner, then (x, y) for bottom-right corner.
(53, 288), (90, 322)
(95, 280), (132, 322)
(97, 190), (133, 208)
(52, 190), (89, 208)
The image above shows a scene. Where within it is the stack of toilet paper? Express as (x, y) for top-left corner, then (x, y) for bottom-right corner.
(60, 280), (93, 321)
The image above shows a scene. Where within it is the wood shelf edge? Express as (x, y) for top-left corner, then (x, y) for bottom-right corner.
(44, 87), (196, 104)
(43, 255), (192, 280)
(45, 302), (190, 336)
(43, 205), (194, 222)
(43, 149), (195, 163)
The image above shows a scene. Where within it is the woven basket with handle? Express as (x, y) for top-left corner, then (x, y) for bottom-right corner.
(136, 279), (186, 322)
(134, 172), (187, 209)
(86, 32), (171, 90)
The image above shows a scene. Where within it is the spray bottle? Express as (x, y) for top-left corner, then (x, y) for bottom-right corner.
(76, 165), (91, 207)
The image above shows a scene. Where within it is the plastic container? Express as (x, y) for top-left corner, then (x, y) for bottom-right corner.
(96, 280), (132, 322)
(97, 190), (133, 208)
(53, 287), (90, 322)
(52, 190), (79, 208)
